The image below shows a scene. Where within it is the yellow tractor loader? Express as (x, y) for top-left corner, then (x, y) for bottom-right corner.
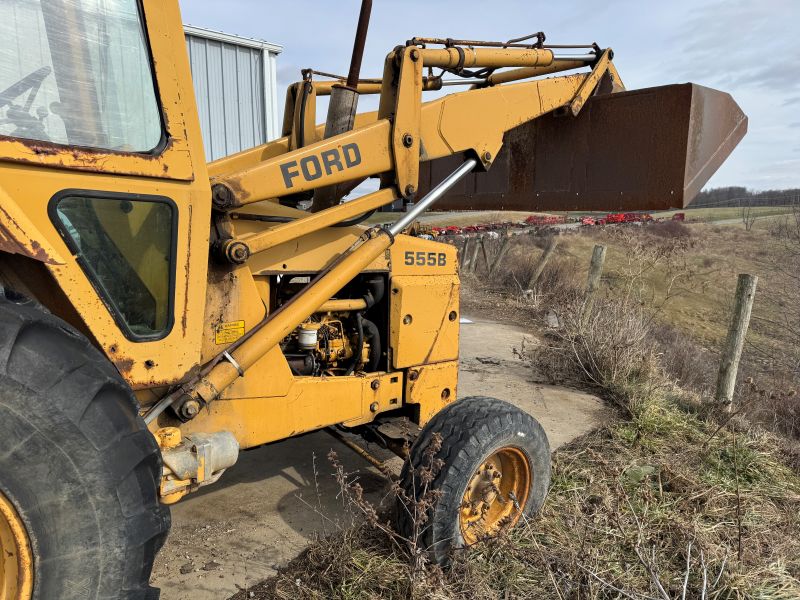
(0, 0), (746, 597)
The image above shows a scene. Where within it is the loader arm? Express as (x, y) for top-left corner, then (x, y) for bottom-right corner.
(208, 45), (620, 264)
(143, 44), (624, 421)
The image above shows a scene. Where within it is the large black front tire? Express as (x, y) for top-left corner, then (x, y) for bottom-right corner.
(0, 299), (170, 599)
(398, 396), (551, 564)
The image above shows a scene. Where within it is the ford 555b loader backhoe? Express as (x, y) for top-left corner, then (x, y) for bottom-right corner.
(0, 1), (746, 597)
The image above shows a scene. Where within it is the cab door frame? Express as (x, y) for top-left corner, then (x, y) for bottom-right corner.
(0, 0), (212, 389)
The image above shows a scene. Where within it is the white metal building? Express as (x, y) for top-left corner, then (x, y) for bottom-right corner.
(184, 25), (283, 162)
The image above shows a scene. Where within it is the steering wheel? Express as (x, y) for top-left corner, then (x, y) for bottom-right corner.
(0, 66), (52, 140)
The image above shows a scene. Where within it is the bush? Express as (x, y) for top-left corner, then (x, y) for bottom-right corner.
(648, 219), (693, 239)
(482, 234), (583, 307)
(651, 322), (716, 393)
(525, 292), (664, 415)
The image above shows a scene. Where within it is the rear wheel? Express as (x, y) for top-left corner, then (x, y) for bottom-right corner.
(0, 488), (33, 600)
(0, 299), (170, 599)
(398, 396), (551, 564)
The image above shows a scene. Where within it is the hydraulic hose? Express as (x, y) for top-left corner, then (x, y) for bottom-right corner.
(361, 316), (381, 372)
(345, 313), (365, 376)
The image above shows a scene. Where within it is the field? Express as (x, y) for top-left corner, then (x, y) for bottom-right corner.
(365, 206), (796, 227)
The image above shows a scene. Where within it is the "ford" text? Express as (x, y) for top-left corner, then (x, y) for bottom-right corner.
(280, 143), (362, 189)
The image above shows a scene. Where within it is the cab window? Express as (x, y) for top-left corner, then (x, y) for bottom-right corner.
(52, 193), (176, 340)
(0, 0), (163, 152)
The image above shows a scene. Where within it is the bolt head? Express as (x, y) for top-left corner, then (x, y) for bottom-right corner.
(482, 151), (492, 162)
(227, 242), (251, 264)
(402, 133), (414, 148)
(404, 185), (416, 198)
(369, 401), (379, 413)
(181, 400), (200, 419)
(410, 49), (420, 62)
(371, 379), (381, 390)
(211, 183), (236, 210)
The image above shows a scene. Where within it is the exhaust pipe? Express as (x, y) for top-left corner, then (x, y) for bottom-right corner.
(311, 0), (373, 212)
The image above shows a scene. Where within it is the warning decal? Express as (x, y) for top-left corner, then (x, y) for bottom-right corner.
(215, 320), (245, 345)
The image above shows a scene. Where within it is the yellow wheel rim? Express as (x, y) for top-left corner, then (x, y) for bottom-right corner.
(0, 491), (33, 600)
(459, 447), (531, 545)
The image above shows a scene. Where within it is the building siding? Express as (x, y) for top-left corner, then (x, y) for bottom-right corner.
(184, 26), (282, 162)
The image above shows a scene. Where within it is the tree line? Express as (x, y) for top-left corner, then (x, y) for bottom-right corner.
(690, 187), (800, 207)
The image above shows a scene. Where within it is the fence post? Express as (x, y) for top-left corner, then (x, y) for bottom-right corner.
(526, 236), (559, 290)
(715, 274), (758, 411)
(489, 233), (512, 276)
(468, 235), (482, 273)
(479, 237), (491, 274)
(460, 237), (471, 270)
(586, 245), (607, 294)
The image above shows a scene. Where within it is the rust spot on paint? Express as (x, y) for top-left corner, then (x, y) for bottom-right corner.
(0, 206), (57, 264)
(0, 134), (178, 177)
(220, 175), (251, 202)
(113, 356), (135, 376)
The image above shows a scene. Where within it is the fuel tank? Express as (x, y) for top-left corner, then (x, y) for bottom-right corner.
(420, 83), (747, 211)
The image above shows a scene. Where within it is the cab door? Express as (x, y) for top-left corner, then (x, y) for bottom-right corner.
(0, 0), (211, 388)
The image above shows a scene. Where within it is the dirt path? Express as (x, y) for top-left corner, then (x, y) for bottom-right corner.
(151, 317), (608, 599)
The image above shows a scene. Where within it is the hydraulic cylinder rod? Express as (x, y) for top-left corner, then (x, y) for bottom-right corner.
(486, 60), (588, 85)
(145, 160), (477, 424)
(389, 159), (477, 236)
(419, 47), (554, 69)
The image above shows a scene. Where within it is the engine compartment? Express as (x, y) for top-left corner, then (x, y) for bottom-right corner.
(275, 273), (387, 377)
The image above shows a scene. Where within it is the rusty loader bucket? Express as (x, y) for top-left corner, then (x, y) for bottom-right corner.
(421, 83), (747, 212)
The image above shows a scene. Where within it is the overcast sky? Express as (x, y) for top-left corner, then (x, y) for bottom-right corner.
(180, 0), (799, 191)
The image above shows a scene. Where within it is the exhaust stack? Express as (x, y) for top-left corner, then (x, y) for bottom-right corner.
(311, 0), (373, 212)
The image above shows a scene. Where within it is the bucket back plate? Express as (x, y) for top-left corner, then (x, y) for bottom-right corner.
(420, 83), (747, 211)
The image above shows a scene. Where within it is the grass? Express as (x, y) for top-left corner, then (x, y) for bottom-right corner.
(232, 392), (800, 599)
(468, 216), (800, 437)
(530, 220), (787, 355)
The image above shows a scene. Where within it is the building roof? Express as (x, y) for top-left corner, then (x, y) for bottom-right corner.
(183, 24), (283, 54)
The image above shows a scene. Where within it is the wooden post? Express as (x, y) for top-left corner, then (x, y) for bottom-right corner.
(586, 245), (607, 294)
(489, 234), (512, 276)
(479, 237), (491, 274)
(468, 235), (482, 273)
(460, 237), (471, 270)
(526, 236), (558, 290)
(715, 274), (758, 411)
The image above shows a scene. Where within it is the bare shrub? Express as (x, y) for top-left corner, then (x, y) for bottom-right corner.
(526, 292), (666, 414)
(648, 219), (693, 239)
(741, 201), (758, 231)
(740, 377), (800, 440)
(522, 228), (706, 415)
(651, 322), (716, 393)
(489, 234), (583, 305)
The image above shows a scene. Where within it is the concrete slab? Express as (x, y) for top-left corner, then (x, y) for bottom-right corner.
(151, 316), (607, 599)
